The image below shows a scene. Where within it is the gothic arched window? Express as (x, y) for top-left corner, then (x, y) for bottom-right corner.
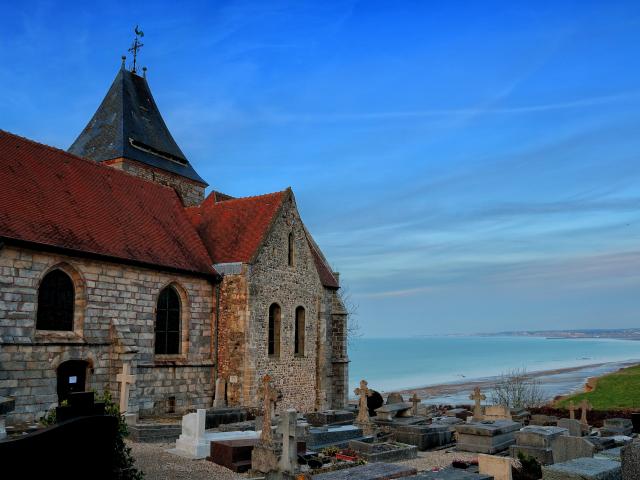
(36, 269), (75, 331)
(268, 303), (281, 357)
(295, 306), (305, 356)
(155, 286), (181, 355)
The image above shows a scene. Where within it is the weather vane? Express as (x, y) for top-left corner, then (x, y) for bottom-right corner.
(128, 25), (144, 74)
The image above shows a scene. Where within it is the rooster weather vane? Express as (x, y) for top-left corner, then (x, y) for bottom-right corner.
(128, 25), (144, 74)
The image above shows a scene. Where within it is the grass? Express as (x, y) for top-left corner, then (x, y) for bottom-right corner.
(555, 364), (640, 410)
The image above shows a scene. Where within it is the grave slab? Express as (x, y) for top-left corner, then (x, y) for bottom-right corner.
(307, 425), (364, 449)
(312, 462), (417, 480)
(530, 415), (558, 426)
(393, 423), (454, 450)
(542, 457), (622, 480)
(455, 420), (521, 454)
(349, 440), (418, 462)
(304, 410), (355, 427)
(509, 426), (568, 465)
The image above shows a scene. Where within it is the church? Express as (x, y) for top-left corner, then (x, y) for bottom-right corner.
(0, 58), (349, 426)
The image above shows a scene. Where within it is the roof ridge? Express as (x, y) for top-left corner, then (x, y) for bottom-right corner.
(0, 129), (181, 196)
(212, 188), (289, 205)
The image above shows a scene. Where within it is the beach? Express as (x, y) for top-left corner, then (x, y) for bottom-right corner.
(397, 360), (639, 405)
(349, 336), (640, 403)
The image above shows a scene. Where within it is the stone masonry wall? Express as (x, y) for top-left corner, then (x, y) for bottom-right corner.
(0, 245), (215, 424)
(104, 157), (205, 207)
(246, 194), (324, 413)
(216, 271), (249, 406)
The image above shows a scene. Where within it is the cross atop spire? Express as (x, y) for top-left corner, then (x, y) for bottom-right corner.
(128, 25), (144, 74)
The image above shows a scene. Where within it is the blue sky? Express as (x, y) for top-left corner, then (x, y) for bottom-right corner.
(2, 1), (640, 337)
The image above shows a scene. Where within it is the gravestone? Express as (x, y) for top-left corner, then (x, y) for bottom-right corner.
(251, 375), (282, 476)
(542, 457), (622, 480)
(312, 462), (417, 480)
(509, 425), (569, 465)
(558, 418), (583, 437)
(621, 441), (640, 480)
(455, 420), (521, 454)
(355, 379), (377, 435)
(579, 399), (592, 427)
(387, 392), (404, 404)
(307, 424), (364, 449)
(213, 377), (227, 408)
(175, 409), (209, 459)
(551, 435), (595, 463)
(278, 409), (298, 476)
(469, 387), (486, 421)
(478, 453), (512, 480)
(510, 408), (531, 425)
(410, 393), (421, 416)
(116, 362), (136, 414)
(484, 405), (512, 421)
(601, 418), (633, 437)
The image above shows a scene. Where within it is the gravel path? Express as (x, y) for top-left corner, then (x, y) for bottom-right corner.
(128, 441), (245, 480)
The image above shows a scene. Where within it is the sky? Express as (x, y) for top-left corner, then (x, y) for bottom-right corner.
(2, 1), (640, 337)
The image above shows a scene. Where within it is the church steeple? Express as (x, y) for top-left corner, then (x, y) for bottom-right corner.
(69, 60), (207, 206)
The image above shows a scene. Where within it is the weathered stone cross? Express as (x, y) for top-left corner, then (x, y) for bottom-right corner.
(469, 387), (486, 420)
(116, 363), (136, 414)
(579, 399), (592, 426)
(260, 374), (280, 445)
(354, 379), (372, 424)
(569, 400), (576, 420)
(410, 393), (421, 416)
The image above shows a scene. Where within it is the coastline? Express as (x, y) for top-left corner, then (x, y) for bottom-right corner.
(394, 359), (640, 405)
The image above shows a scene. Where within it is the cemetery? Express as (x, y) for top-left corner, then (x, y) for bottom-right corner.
(2, 372), (639, 480)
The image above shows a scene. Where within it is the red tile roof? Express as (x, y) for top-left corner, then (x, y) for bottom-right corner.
(187, 190), (286, 264)
(188, 188), (340, 289)
(0, 130), (215, 277)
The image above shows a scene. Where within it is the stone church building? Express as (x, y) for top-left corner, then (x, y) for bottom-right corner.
(0, 61), (349, 425)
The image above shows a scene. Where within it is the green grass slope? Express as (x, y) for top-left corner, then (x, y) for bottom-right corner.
(555, 364), (640, 410)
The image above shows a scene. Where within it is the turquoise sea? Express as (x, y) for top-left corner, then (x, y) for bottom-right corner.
(348, 336), (640, 397)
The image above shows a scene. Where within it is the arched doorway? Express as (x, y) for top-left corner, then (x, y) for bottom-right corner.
(57, 360), (89, 404)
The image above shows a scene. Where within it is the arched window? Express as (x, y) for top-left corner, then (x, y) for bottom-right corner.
(295, 306), (305, 357)
(288, 232), (295, 266)
(268, 303), (281, 357)
(155, 286), (181, 355)
(36, 269), (75, 331)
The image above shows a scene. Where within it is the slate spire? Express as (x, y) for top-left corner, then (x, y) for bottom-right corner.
(68, 64), (207, 185)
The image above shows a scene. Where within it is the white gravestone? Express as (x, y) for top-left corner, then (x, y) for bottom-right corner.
(175, 409), (209, 459)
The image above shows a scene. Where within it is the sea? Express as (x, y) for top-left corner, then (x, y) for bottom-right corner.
(348, 336), (640, 402)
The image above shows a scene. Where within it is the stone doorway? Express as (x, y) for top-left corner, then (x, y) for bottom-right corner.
(57, 360), (88, 404)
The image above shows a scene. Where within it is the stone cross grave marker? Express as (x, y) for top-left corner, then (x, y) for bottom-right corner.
(569, 401), (576, 420)
(470, 387), (486, 420)
(259, 374), (280, 445)
(354, 379), (373, 424)
(116, 363), (136, 414)
(278, 409), (298, 474)
(579, 399), (592, 426)
(410, 393), (421, 416)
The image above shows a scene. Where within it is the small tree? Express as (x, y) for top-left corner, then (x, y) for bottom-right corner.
(339, 285), (362, 346)
(490, 368), (544, 409)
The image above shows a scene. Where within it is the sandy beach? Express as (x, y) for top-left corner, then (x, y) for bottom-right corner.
(395, 360), (640, 405)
